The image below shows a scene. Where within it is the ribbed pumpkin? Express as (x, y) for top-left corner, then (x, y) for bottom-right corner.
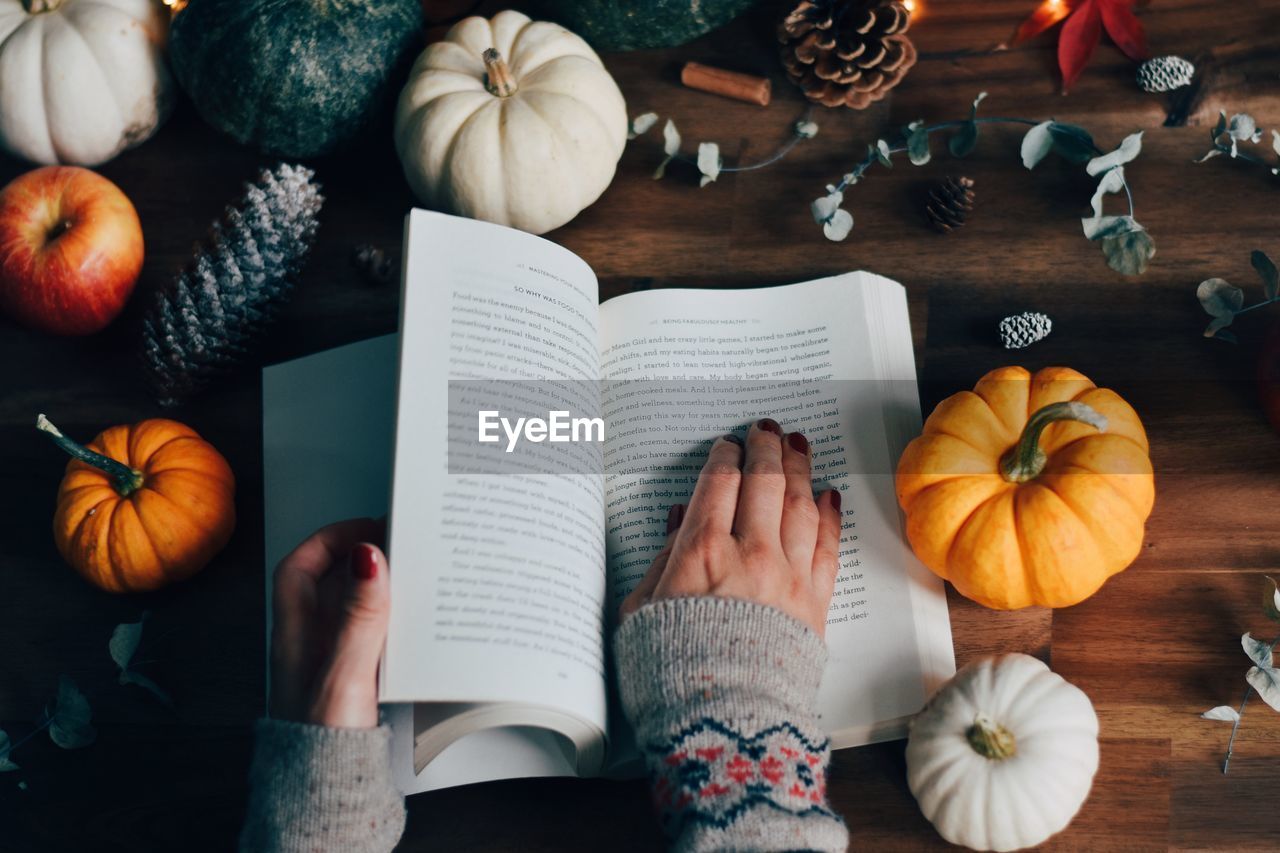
(39, 415), (235, 593)
(895, 366), (1154, 610)
(168, 0), (423, 158)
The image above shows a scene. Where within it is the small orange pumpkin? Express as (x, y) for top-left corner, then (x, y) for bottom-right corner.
(895, 366), (1154, 610)
(38, 414), (235, 593)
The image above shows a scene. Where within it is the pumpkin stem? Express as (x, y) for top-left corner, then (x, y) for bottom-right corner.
(483, 49), (518, 98)
(22, 0), (65, 12)
(37, 414), (144, 497)
(966, 713), (1017, 760)
(999, 400), (1108, 483)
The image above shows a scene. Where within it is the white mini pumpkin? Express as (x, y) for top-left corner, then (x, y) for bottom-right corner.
(394, 10), (627, 235)
(906, 653), (1100, 852)
(0, 0), (173, 166)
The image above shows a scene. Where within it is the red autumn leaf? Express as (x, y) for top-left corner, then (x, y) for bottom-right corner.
(1058, 0), (1103, 92)
(1099, 0), (1150, 61)
(1007, 0), (1076, 47)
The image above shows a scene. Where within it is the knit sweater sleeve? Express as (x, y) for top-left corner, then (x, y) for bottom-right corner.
(239, 719), (405, 853)
(614, 597), (850, 853)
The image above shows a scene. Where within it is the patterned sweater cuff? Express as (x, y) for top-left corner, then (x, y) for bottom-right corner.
(614, 597), (849, 853)
(239, 719), (405, 853)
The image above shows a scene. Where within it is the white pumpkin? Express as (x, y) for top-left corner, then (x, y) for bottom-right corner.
(394, 10), (627, 236)
(906, 653), (1100, 852)
(0, 0), (173, 166)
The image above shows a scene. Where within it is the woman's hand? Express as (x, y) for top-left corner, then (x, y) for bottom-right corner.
(270, 518), (391, 728)
(621, 418), (843, 637)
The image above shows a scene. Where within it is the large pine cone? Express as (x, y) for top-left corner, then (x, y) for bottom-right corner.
(779, 0), (917, 109)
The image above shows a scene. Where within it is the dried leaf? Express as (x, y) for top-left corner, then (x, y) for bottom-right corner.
(1251, 250), (1278, 301)
(1101, 228), (1155, 275)
(1245, 664), (1280, 713)
(0, 730), (18, 772)
(47, 676), (95, 750)
(1048, 122), (1098, 164)
(823, 208), (854, 242)
(662, 119), (681, 157)
(1201, 705), (1240, 722)
(1197, 278), (1244, 318)
(1265, 576), (1280, 622)
(1087, 131), (1143, 176)
(1058, 0), (1103, 93)
(1242, 632), (1273, 669)
(1021, 120), (1054, 169)
(1007, 0), (1074, 46)
(109, 619), (144, 671)
(627, 112), (658, 140)
(696, 142), (721, 187)
(907, 123), (931, 166)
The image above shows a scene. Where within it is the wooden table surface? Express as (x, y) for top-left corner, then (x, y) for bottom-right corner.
(3, 1), (1280, 850)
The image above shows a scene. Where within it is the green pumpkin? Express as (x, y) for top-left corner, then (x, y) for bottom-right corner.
(170, 0), (424, 158)
(532, 0), (761, 51)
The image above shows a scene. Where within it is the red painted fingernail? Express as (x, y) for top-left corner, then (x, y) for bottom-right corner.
(830, 489), (842, 512)
(666, 504), (685, 534)
(756, 418), (782, 436)
(787, 432), (809, 454)
(350, 543), (378, 580)
(721, 433), (744, 446)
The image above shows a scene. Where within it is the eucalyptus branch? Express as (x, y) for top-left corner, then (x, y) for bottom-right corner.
(1195, 110), (1280, 177)
(810, 93), (1153, 275)
(1201, 577), (1280, 773)
(1196, 249), (1279, 343)
(630, 107), (817, 186)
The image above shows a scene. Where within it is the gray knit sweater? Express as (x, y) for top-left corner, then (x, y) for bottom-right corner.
(241, 598), (849, 852)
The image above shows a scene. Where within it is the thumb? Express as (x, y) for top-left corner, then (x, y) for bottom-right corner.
(307, 542), (390, 728)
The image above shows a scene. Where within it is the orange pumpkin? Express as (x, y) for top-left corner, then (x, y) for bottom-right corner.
(38, 415), (235, 593)
(895, 366), (1154, 610)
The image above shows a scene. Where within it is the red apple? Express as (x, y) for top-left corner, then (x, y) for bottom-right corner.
(0, 166), (144, 336)
(1259, 318), (1280, 435)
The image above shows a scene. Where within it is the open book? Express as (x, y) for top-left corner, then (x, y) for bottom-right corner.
(263, 210), (954, 794)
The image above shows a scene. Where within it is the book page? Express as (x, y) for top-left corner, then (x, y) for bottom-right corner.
(385, 212), (608, 744)
(598, 274), (954, 746)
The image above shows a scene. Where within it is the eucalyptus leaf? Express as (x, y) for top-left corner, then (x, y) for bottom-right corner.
(1227, 113), (1261, 144)
(1242, 632), (1273, 669)
(1088, 167), (1126, 220)
(109, 619), (144, 671)
(875, 139), (893, 168)
(661, 119), (681, 157)
(1194, 149), (1223, 163)
(1215, 328), (1239, 344)
(811, 190), (843, 225)
(1081, 214), (1140, 241)
(696, 142), (721, 187)
(47, 676), (95, 751)
(1020, 120), (1054, 169)
(627, 112), (658, 140)
(795, 119), (819, 139)
(120, 670), (174, 708)
(1048, 122), (1097, 164)
(1101, 228), (1155, 276)
(822, 208), (854, 241)
(1265, 576), (1280, 622)
(652, 156), (673, 180)
(1251, 250), (1278, 301)
(1205, 314), (1235, 338)
(1086, 131), (1143, 176)
(0, 730), (18, 772)
(1272, 129), (1280, 157)
(949, 122), (978, 158)
(907, 124), (931, 166)
(1201, 705), (1240, 722)
(1245, 664), (1280, 713)
(1212, 110), (1227, 141)
(1197, 278), (1244, 317)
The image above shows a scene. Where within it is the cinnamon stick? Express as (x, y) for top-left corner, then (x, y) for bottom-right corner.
(680, 62), (771, 107)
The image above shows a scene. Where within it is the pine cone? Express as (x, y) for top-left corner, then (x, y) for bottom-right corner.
(925, 176), (975, 233)
(778, 0), (917, 109)
(1136, 56), (1195, 93)
(999, 312), (1053, 349)
(352, 243), (395, 286)
(141, 164), (324, 406)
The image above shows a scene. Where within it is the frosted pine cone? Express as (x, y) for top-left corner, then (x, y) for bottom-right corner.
(1136, 56), (1195, 93)
(141, 163), (324, 406)
(999, 312), (1053, 349)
